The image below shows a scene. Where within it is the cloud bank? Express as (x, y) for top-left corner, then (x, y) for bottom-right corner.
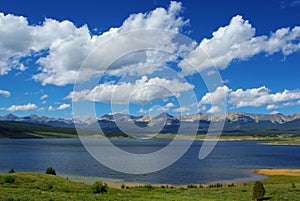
(67, 76), (194, 104)
(200, 85), (300, 110)
(0, 1), (187, 86)
(1, 4), (299, 86)
(180, 15), (300, 74)
(7, 103), (37, 112)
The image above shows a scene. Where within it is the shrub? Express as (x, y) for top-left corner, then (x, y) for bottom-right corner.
(291, 183), (296, 189)
(91, 181), (108, 193)
(45, 167), (56, 175)
(4, 198), (14, 201)
(252, 181), (265, 201)
(187, 184), (197, 188)
(228, 183), (235, 187)
(121, 183), (125, 189)
(45, 184), (53, 190)
(209, 183), (223, 188)
(144, 184), (153, 190)
(4, 175), (15, 184)
(8, 169), (15, 174)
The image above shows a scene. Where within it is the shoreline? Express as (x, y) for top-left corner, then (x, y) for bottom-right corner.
(63, 169), (267, 189)
(1, 168), (299, 189)
(260, 142), (300, 146)
(2, 136), (300, 146)
(0, 135), (278, 141)
(66, 168), (300, 188)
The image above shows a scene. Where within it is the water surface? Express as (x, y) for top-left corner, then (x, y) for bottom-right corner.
(0, 138), (299, 185)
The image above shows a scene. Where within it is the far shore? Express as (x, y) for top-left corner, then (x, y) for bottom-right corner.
(2, 134), (300, 146)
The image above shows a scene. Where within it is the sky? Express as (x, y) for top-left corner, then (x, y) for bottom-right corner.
(0, 0), (300, 119)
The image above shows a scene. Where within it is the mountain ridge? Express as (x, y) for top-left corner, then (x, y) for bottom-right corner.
(1, 112), (300, 134)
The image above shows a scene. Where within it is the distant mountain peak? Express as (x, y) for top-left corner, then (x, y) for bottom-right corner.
(1, 112), (300, 133)
(2, 114), (18, 120)
(154, 112), (174, 119)
(0, 113), (76, 128)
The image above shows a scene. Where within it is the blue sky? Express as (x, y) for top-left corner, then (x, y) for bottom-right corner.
(0, 0), (300, 119)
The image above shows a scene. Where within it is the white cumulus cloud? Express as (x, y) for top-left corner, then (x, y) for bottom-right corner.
(0, 89), (11, 97)
(207, 106), (221, 113)
(165, 102), (175, 108)
(67, 76), (194, 104)
(57, 103), (71, 110)
(200, 85), (300, 109)
(48, 106), (54, 111)
(0, 2), (188, 86)
(173, 106), (190, 113)
(7, 103), (37, 112)
(180, 15), (300, 74)
(40, 94), (48, 100)
(266, 104), (279, 110)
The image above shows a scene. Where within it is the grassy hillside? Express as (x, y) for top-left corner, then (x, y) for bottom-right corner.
(0, 172), (300, 200)
(0, 121), (129, 139)
(1, 120), (300, 140)
(0, 121), (77, 139)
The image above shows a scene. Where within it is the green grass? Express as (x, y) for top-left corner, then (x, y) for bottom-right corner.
(0, 121), (77, 139)
(1, 172), (300, 201)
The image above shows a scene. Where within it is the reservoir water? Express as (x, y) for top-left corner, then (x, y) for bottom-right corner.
(0, 138), (299, 185)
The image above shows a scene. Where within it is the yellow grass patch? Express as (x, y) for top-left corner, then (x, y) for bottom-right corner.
(255, 169), (300, 176)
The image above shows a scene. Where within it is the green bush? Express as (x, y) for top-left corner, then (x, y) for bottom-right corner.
(91, 181), (108, 193)
(4, 175), (15, 183)
(121, 183), (125, 189)
(45, 167), (56, 175)
(253, 181), (265, 201)
(45, 183), (53, 190)
(8, 168), (15, 174)
(209, 183), (223, 188)
(291, 183), (296, 189)
(144, 184), (153, 190)
(187, 184), (197, 188)
(228, 183), (235, 187)
(4, 198), (14, 201)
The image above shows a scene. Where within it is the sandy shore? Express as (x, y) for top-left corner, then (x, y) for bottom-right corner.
(65, 170), (266, 189)
(255, 169), (300, 176)
(69, 169), (300, 188)
(63, 175), (146, 188)
(65, 174), (211, 188)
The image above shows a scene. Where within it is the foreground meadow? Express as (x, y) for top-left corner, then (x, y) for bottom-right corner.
(0, 171), (300, 201)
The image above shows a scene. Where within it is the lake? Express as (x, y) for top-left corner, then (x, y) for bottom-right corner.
(0, 138), (300, 185)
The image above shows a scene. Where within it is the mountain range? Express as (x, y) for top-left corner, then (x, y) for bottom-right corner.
(1, 112), (300, 136)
